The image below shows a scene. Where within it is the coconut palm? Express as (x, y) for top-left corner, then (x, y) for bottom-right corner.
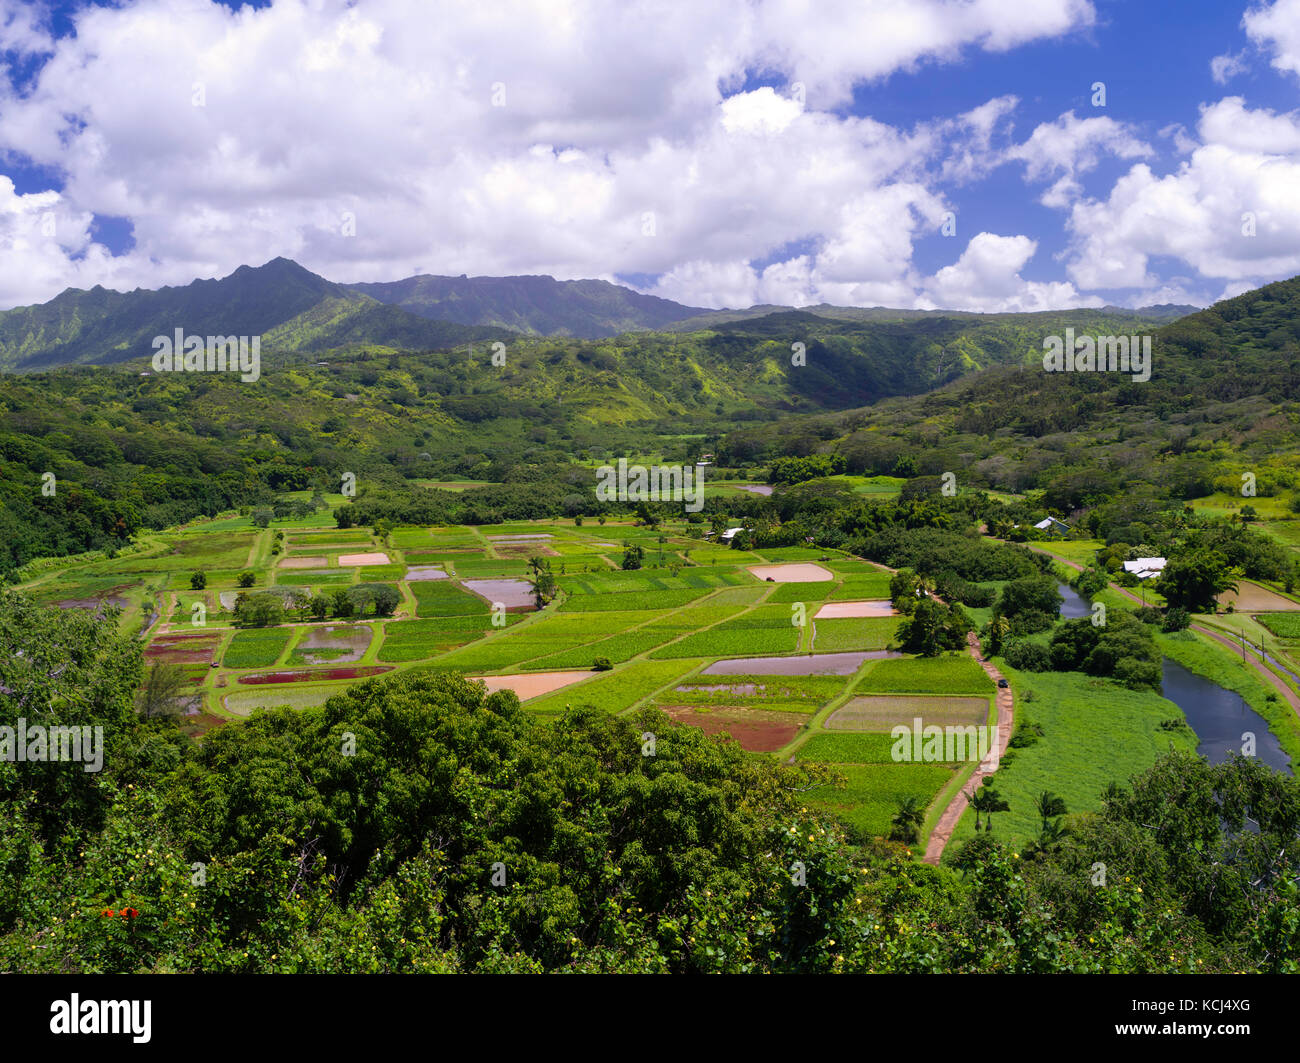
(971, 785), (1009, 832)
(1035, 790), (1068, 833)
(889, 795), (925, 845)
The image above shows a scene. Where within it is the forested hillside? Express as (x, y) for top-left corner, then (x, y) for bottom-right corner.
(719, 275), (1300, 510)
(0, 295), (1173, 574)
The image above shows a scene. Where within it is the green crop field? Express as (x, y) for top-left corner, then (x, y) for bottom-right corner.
(452, 558), (534, 577)
(797, 732), (901, 764)
(768, 581), (835, 603)
(1257, 613), (1300, 637)
(650, 608), (800, 659)
(829, 575), (894, 600)
(527, 658), (707, 716)
(858, 654), (994, 694)
(825, 694), (991, 730)
(558, 587), (709, 611)
(812, 616), (898, 651)
(412, 581), (492, 617)
(378, 616), (507, 662)
(275, 570), (353, 586)
(223, 685), (340, 716)
(224, 628), (294, 668)
(802, 762), (958, 841)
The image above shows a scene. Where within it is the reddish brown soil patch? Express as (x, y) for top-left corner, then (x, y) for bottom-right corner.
(238, 666), (392, 685)
(495, 543), (559, 557)
(145, 634), (220, 663)
(663, 705), (804, 752)
(58, 595), (129, 610)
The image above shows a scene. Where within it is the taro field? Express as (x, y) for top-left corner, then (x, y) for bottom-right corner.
(18, 507), (982, 850)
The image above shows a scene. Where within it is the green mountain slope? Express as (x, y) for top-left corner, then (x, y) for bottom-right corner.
(347, 273), (708, 338)
(0, 259), (507, 370)
(666, 302), (1199, 332)
(717, 274), (1300, 507)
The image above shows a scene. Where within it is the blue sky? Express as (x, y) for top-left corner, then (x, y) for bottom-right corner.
(1, 0), (1298, 312)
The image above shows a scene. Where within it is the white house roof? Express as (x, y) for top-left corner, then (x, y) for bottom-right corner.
(720, 527), (745, 540)
(1033, 518), (1054, 529)
(1123, 557), (1166, 579)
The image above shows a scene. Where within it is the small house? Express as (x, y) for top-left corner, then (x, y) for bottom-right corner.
(1123, 557), (1166, 580)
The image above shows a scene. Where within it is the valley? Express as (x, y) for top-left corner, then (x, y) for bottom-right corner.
(5, 263), (1300, 976)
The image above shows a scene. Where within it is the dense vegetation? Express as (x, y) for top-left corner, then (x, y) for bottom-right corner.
(3, 590), (1298, 973)
(717, 276), (1300, 510)
(4, 267), (1300, 974)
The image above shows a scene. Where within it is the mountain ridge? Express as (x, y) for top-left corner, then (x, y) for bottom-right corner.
(0, 255), (1204, 373)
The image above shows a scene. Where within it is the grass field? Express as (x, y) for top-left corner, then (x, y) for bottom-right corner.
(944, 668), (1198, 855)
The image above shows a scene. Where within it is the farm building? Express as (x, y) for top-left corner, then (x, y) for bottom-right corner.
(1033, 517), (1070, 535)
(1123, 557), (1167, 580)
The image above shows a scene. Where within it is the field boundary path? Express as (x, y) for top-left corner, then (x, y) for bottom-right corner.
(1187, 622), (1300, 713)
(842, 554), (1015, 864)
(922, 630), (1014, 866)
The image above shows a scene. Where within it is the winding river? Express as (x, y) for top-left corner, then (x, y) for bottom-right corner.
(1056, 581), (1291, 774)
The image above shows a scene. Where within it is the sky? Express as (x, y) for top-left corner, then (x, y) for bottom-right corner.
(0, 0), (1298, 313)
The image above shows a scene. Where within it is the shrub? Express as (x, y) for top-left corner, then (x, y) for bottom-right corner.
(593, 657), (613, 671)
(1002, 639), (1051, 671)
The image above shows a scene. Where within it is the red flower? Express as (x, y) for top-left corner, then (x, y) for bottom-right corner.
(122, 908), (140, 919)
(101, 909), (115, 918)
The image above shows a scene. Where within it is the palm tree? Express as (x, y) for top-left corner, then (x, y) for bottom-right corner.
(889, 795), (925, 845)
(1029, 816), (1071, 857)
(971, 785), (1009, 832)
(1035, 790), (1068, 833)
